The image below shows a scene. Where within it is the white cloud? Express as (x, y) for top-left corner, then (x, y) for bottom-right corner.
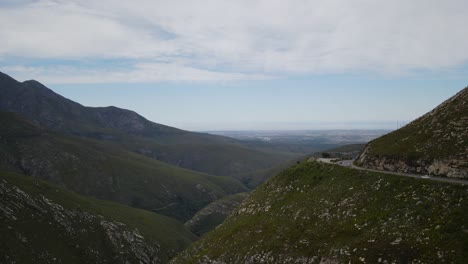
(2, 63), (271, 84)
(1, 0), (468, 82)
(0, 1), (178, 59)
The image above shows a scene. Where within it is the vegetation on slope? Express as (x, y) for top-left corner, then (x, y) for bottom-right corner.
(0, 170), (197, 263)
(0, 112), (247, 221)
(241, 143), (366, 189)
(173, 161), (468, 263)
(122, 133), (296, 187)
(185, 193), (248, 237)
(356, 87), (467, 178)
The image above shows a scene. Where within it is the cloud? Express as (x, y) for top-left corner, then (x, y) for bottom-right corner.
(2, 63), (271, 84)
(0, 1), (177, 59)
(1, 0), (468, 83)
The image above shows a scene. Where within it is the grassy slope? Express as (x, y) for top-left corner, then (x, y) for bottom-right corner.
(173, 161), (468, 263)
(185, 193), (249, 237)
(0, 170), (197, 263)
(0, 112), (247, 221)
(117, 133), (297, 186)
(74, 125), (297, 188)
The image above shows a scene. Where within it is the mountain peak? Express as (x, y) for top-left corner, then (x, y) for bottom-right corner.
(0, 72), (178, 135)
(355, 87), (468, 178)
(21, 79), (47, 87)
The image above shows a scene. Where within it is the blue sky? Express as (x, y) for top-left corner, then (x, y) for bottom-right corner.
(1, 1), (467, 130)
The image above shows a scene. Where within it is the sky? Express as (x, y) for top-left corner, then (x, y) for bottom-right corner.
(1, 0), (467, 130)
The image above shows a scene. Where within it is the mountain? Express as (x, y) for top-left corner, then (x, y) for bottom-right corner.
(0, 71), (296, 186)
(355, 87), (468, 178)
(0, 170), (197, 263)
(0, 111), (247, 221)
(173, 161), (468, 263)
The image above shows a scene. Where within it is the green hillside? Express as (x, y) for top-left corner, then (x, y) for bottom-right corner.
(173, 161), (468, 263)
(0, 112), (247, 221)
(0, 170), (197, 263)
(0, 72), (296, 185)
(356, 87), (468, 178)
(116, 133), (295, 187)
(185, 193), (248, 237)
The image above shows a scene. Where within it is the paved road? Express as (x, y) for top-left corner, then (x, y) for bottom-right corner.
(317, 158), (468, 185)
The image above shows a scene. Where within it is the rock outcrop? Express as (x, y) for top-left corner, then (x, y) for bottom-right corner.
(0, 176), (160, 263)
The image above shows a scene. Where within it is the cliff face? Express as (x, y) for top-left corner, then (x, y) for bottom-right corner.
(356, 146), (467, 178)
(356, 87), (468, 179)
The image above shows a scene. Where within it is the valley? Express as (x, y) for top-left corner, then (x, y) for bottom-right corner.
(0, 72), (297, 187)
(0, 75), (467, 264)
(2, 2), (467, 263)
(207, 130), (387, 155)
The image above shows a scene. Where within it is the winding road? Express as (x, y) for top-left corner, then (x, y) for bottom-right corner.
(317, 158), (468, 185)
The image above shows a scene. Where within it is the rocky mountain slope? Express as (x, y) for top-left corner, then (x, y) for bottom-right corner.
(355, 87), (468, 178)
(0, 72), (296, 185)
(0, 111), (246, 221)
(173, 161), (468, 263)
(0, 170), (197, 263)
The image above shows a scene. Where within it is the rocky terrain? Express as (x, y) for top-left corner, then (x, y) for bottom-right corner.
(185, 193), (248, 236)
(356, 87), (468, 179)
(0, 171), (197, 263)
(173, 161), (468, 263)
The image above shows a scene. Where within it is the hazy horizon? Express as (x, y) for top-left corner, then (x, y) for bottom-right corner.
(191, 122), (400, 132)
